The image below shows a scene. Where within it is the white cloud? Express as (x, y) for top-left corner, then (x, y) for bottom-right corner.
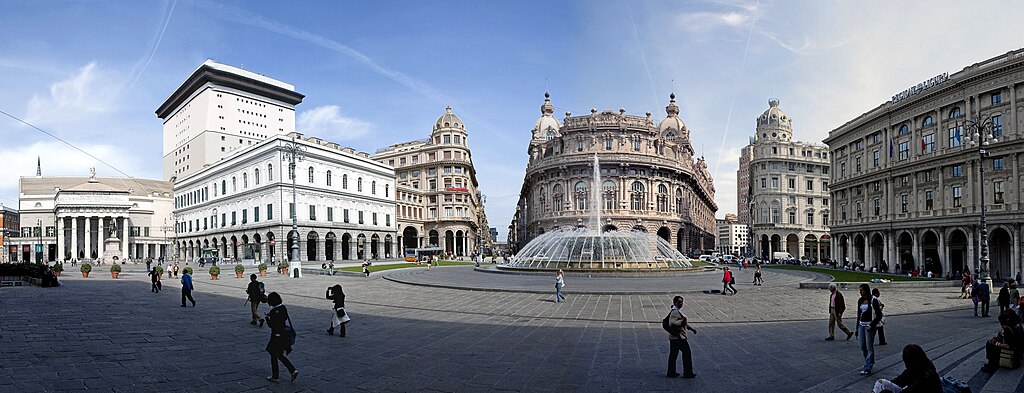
(676, 11), (753, 32)
(0, 141), (146, 205)
(24, 62), (123, 126)
(297, 105), (372, 141)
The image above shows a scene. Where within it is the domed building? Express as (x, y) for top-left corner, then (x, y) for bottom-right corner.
(509, 93), (718, 255)
(738, 99), (831, 261)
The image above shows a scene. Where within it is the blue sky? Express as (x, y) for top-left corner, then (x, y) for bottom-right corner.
(1, 0), (1021, 239)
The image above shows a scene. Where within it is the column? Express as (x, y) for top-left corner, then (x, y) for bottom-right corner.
(56, 216), (64, 261)
(120, 217), (129, 259)
(967, 229), (976, 274)
(1012, 224), (1020, 281)
(938, 230), (948, 275)
(98, 217), (105, 260)
(797, 238), (805, 260)
(883, 232), (891, 272)
(70, 216), (78, 260)
(84, 217), (92, 260)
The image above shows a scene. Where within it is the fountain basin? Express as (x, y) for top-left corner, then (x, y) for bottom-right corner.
(502, 227), (694, 272)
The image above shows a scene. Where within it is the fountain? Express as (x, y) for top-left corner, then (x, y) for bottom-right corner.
(501, 155), (694, 271)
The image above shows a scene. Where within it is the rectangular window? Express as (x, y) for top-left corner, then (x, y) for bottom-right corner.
(788, 211), (796, 224)
(386, 214), (391, 226)
(344, 209), (350, 223)
(898, 142), (909, 160)
(144, 227), (150, 237)
(309, 205), (316, 221)
(242, 210), (248, 224)
(922, 134), (934, 154)
(327, 207), (334, 222)
(952, 164), (962, 177)
(925, 191), (933, 210)
(807, 197), (814, 205)
(807, 212), (814, 225)
(840, 205), (847, 220)
(771, 177), (779, 188)
(358, 211), (364, 224)
(373, 213), (378, 226)
(267, 204), (273, 220)
(221, 213), (226, 227)
(872, 150), (880, 166)
(289, 203), (295, 219)
(443, 135), (451, 144)
(807, 180), (814, 191)
(948, 125), (963, 148)
(993, 115), (1003, 137)
(822, 181), (828, 191)
(254, 206), (260, 222)
(993, 157), (1004, 171)
(901, 194), (908, 213)
(992, 92), (1002, 105)
(788, 162), (796, 171)
(789, 195), (796, 204)
(855, 157), (862, 172)
(788, 178), (795, 189)
(760, 178), (766, 188)
(873, 199), (880, 216)
(232, 211), (237, 225)
(840, 162), (846, 176)
(994, 181), (1004, 204)
(953, 186), (962, 207)
(901, 176), (908, 186)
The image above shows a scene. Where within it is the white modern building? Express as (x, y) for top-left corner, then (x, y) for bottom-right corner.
(170, 133), (397, 263)
(717, 217), (749, 256)
(156, 60), (304, 181)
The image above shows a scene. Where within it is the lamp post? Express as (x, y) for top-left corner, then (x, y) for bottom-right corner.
(477, 193), (486, 261)
(36, 218), (42, 264)
(962, 115), (998, 290)
(172, 213), (179, 263)
(282, 135), (306, 262)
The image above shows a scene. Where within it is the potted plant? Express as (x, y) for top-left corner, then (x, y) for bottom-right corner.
(234, 264), (245, 278)
(53, 263), (63, 277)
(110, 263), (122, 279)
(183, 266), (193, 275)
(80, 263), (92, 278)
(280, 261), (290, 276)
(209, 266), (221, 280)
(155, 265), (165, 276)
(258, 263), (267, 277)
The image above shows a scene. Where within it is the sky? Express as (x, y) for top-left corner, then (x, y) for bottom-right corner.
(1, 0), (1022, 240)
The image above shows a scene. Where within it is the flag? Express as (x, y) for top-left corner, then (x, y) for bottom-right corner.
(921, 139), (926, 152)
(889, 137), (894, 158)
(954, 126), (961, 143)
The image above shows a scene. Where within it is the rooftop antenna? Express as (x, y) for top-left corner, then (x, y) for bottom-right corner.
(36, 156), (41, 177)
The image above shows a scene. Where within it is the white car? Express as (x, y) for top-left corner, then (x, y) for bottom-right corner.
(699, 255), (714, 263)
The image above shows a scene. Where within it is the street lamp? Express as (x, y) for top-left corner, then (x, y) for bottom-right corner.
(477, 193), (486, 260)
(282, 134), (306, 262)
(36, 218), (42, 264)
(962, 115), (998, 289)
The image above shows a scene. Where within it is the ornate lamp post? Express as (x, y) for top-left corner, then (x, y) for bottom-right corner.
(962, 115), (998, 289)
(282, 135), (306, 262)
(36, 218), (42, 263)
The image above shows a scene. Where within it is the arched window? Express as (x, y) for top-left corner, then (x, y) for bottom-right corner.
(308, 167), (314, 183)
(326, 170), (332, 187)
(222, 180), (227, 194)
(254, 168), (260, 185)
(232, 177), (237, 192)
(342, 174), (348, 189)
(675, 188), (684, 213)
(552, 184), (563, 212)
(267, 164), (273, 181)
(372, 181), (377, 195)
(602, 181), (616, 210)
(546, 130), (555, 140)
(538, 188), (547, 212)
(357, 177), (363, 192)
(574, 181), (587, 211)
(922, 116), (934, 127)
(242, 173), (248, 188)
(898, 124), (910, 136)
(948, 106), (962, 119)
(631, 181), (645, 210)
(213, 183), (218, 197)
(656, 184), (668, 212)
(385, 184), (389, 197)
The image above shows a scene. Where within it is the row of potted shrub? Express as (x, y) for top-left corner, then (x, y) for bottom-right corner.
(71, 262), (291, 279)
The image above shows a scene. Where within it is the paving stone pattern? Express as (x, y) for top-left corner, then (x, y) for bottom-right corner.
(0, 264), (1012, 392)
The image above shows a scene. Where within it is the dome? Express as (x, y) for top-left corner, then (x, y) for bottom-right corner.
(757, 99), (792, 128)
(533, 92), (562, 138)
(435, 106), (465, 130)
(657, 93), (688, 139)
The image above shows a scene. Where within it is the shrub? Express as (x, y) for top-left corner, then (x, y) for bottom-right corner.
(81, 263), (93, 273)
(110, 264), (122, 273)
(258, 263), (267, 271)
(280, 261), (290, 269)
(155, 266), (165, 275)
(234, 264), (245, 273)
(183, 267), (194, 275)
(52, 263), (64, 272)
(209, 266), (221, 275)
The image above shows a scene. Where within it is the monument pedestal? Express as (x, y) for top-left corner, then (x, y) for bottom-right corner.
(104, 238), (121, 261)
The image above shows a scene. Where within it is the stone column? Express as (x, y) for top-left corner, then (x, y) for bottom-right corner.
(1012, 224), (1021, 281)
(84, 217), (92, 260)
(883, 232), (891, 272)
(70, 216), (78, 260)
(967, 229), (976, 274)
(120, 217), (129, 260)
(97, 217), (105, 260)
(56, 216), (64, 261)
(938, 230), (948, 275)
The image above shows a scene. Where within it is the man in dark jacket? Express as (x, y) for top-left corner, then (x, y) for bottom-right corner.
(978, 279), (992, 317)
(246, 274), (265, 326)
(826, 283), (854, 341)
(998, 282), (1011, 315)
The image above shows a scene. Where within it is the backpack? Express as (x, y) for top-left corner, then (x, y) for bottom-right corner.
(940, 376), (971, 393)
(662, 311), (681, 335)
(285, 314), (297, 346)
(258, 282), (268, 303)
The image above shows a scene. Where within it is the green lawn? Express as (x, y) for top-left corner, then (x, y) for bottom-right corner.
(689, 260), (713, 267)
(338, 260), (475, 273)
(763, 265), (933, 282)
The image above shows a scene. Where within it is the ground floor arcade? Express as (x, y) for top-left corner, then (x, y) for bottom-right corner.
(175, 225), (397, 264)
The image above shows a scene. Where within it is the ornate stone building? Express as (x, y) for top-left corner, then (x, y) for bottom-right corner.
(373, 106), (489, 257)
(510, 93), (717, 254)
(741, 100), (831, 261)
(825, 49), (1024, 279)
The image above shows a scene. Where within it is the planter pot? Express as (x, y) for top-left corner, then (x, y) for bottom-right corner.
(211, 274), (219, 280)
(55, 271), (62, 276)
(282, 268), (290, 276)
(82, 272), (90, 278)
(259, 270), (267, 277)
(111, 272), (120, 279)
(235, 272), (243, 278)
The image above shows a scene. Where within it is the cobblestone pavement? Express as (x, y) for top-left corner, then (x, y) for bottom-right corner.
(0, 265), (1013, 392)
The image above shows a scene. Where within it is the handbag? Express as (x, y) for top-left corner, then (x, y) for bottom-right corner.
(285, 314), (297, 346)
(335, 307), (346, 318)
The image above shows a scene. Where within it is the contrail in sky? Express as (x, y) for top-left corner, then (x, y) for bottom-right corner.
(122, 0), (177, 98)
(714, 0), (760, 176)
(624, 1), (660, 110)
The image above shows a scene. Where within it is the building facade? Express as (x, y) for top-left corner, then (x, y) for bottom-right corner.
(743, 100), (831, 261)
(1, 204), (19, 263)
(373, 106), (488, 258)
(171, 133), (397, 263)
(510, 93), (718, 254)
(716, 215), (749, 256)
(10, 169), (173, 263)
(825, 49), (1024, 280)
(157, 60), (304, 181)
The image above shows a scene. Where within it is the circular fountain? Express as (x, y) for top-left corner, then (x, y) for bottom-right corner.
(501, 154), (697, 272)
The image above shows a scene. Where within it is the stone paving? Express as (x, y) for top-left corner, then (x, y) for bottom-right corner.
(0, 264), (1019, 392)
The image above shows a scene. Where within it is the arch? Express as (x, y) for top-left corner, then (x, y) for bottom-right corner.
(948, 229), (969, 275)
(220, 236), (228, 260)
(370, 234), (380, 259)
(870, 233), (885, 271)
(574, 181), (587, 211)
(604, 224), (619, 232)
(254, 168), (260, 185)
(455, 230), (464, 256)
(341, 233), (351, 260)
(384, 235), (393, 258)
(267, 163), (273, 181)
(899, 124), (910, 135)
(657, 184), (668, 212)
(922, 116), (934, 127)
(759, 234), (770, 259)
(428, 230), (439, 248)
(307, 231), (319, 261)
(445, 230), (455, 255)
(325, 232), (336, 261)
(770, 234), (782, 260)
(230, 235), (239, 260)
(403, 226), (418, 253)
(630, 181), (645, 210)
(326, 170), (332, 187)
(632, 225), (647, 233)
(803, 234), (820, 262)
(989, 227), (1012, 281)
(948, 106), (962, 119)
(266, 232), (275, 262)
(787, 234), (800, 259)
(657, 227), (671, 243)
(922, 230), (940, 275)
(356, 233), (367, 260)
(897, 232), (914, 272)
(308, 166), (315, 183)
(242, 234), (253, 260)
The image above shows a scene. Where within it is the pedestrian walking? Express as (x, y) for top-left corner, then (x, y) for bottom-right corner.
(825, 283), (854, 341)
(870, 344), (941, 393)
(326, 284), (349, 337)
(998, 282), (1011, 315)
(555, 269), (566, 303)
(961, 272), (973, 299)
(173, 263), (180, 278)
(263, 292), (299, 383)
(1010, 282), (1020, 314)
(150, 269), (162, 293)
(977, 279), (992, 317)
(328, 261), (335, 276)
(362, 262), (370, 277)
(721, 267), (737, 295)
(246, 274), (266, 326)
(664, 295), (697, 378)
(180, 269), (196, 307)
(753, 266), (763, 286)
(872, 288), (887, 346)
(856, 283), (884, 375)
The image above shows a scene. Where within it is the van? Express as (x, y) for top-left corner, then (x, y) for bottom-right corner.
(773, 252), (795, 262)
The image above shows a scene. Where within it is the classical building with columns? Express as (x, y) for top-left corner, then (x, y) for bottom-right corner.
(12, 169), (173, 263)
(740, 99), (831, 261)
(373, 106), (489, 258)
(509, 93), (718, 254)
(825, 49), (1024, 279)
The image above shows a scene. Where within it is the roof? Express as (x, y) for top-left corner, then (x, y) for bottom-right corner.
(20, 176), (173, 197)
(156, 60), (305, 119)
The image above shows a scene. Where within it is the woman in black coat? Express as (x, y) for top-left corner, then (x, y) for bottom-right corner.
(264, 292), (298, 383)
(326, 284), (349, 337)
(871, 344), (941, 393)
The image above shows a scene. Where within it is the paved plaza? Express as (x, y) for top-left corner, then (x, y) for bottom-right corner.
(1, 264), (1021, 392)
